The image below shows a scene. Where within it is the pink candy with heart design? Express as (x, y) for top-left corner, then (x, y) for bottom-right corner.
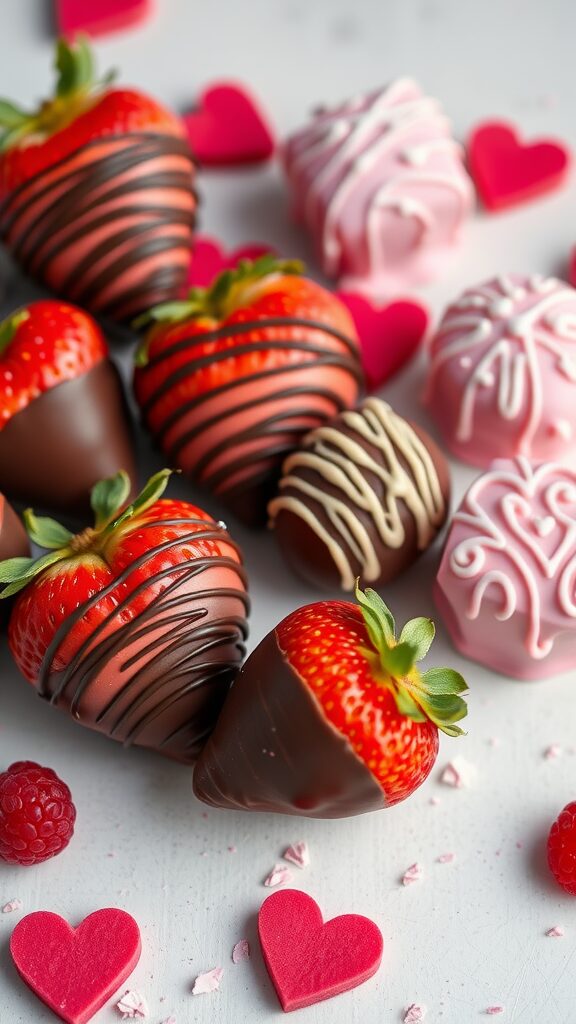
(10, 909), (141, 1024)
(258, 889), (383, 1012)
(435, 457), (576, 679)
(468, 120), (571, 211)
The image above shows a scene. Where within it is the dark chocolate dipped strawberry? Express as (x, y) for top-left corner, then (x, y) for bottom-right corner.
(133, 256), (363, 526)
(0, 469), (249, 763)
(0, 37), (196, 322)
(193, 585), (468, 817)
(0, 299), (136, 516)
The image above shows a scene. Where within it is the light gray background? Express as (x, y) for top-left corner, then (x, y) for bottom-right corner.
(1, 2), (576, 1022)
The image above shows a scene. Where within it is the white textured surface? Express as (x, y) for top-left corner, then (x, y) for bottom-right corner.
(1, 2), (576, 1022)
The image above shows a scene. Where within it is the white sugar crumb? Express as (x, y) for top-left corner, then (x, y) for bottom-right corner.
(116, 991), (149, 1019)
(485, 1007), (504, 1015)
(2, 898), (22, 913)
(437, 852), (455, 863)
(440, 757), (476, 788)
(161, 1018), (176, 1024)
(546, 925), (565, 937)
(232, 939), (250, 963)
(283, 841), (310, 869)
(264, 863), (293, 887)
(192, 967), (224, 995)
(404, 1004), (427, 1022)
(402, 863), (423, 886)
(544, 744), (563, 760)
(429, 796), (441, 806)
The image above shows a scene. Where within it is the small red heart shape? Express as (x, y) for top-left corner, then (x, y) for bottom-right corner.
(468, 120), (571, 211)
(182, 82), (275, 166)
(10, 909), (141, 1024)
(56, 0), (152, 38)
(186, 234), (276, 289)
(337, 291), (428, 392)
(258, 890), (383, 1012)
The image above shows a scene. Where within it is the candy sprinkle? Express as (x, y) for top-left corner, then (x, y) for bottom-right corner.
(192, 968), (224, 995)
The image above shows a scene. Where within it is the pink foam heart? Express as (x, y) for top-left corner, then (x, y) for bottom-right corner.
(182, 82), (275, 166)
(56, 0), (152, 38)
(186, 235), (276, 289)
(337, 292), (429, 392)
(468, 120), (571, 212)
(258, 889), (383, 1012)
(10, 909), (141, 1024)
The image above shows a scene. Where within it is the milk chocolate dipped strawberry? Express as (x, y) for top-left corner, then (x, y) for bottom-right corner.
(0, 469), (249, 762)
(194, 585), (468, 817)
(0, 37), (196, 322)
(133, 256), (363, 526)
(0, 300), (136, 516)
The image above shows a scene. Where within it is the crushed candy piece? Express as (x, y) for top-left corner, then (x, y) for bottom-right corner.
(429, 796), (441, 806)
(485, 1008), (504, 1016)
(192, 967), (224, 995)
(440, 757), (476, 788)
(2, 898), (22, 913)
(404, 1005), (426, 1022)
(264, 863), (293, 887)
(283, 841), (310, 869)
(232, 939), (251, 963)
(161, 1018), (176, 1024)
(116, 990), (149, 1019)
(437, 853), (455, 863)
(544, 744), (562, 760)
(546, 925), (565, 937)
(402, 863), (424, 886)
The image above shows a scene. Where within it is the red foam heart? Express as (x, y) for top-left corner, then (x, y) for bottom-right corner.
(186, 235), (276, 289)
(468, 120), (571, 211)
(258, 889), (383, 1012)
(56, 0), (152, 38)
(337, 292), (428, 392)
(182, 82), (275, 166)
(10, 909), (141, 1024)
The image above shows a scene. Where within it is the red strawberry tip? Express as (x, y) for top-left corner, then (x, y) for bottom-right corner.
(354, 582), (469, 737)
(133, 253), (305, 363)
(0, 35), (114, 153)
(0, 467), (176, 599)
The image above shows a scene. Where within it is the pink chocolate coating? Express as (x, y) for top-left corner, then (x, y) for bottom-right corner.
(425, 274), (576, 468)
(435, 457), (576, 680)
(283, 79), (473, 298)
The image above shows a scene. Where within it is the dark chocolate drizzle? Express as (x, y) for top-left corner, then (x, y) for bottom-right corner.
(0, 132), (196, 322)
(136, 316), (362, 524)
(35, 517), (249, 763)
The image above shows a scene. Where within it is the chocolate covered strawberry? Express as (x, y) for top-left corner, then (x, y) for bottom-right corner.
(0, 469), (249, 762)
(0, 299), (136, 515)
(0, 37), (196, 322)
(133, 256), (363, 526)
(194, 585), (468, 817)
(0, 494), (28, 623)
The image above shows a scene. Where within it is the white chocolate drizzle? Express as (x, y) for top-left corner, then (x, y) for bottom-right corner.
(269, 398), (445, 590)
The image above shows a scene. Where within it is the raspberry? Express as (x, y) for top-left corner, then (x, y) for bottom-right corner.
(547, 801), (576, 895)
(0, 761), (76, 866)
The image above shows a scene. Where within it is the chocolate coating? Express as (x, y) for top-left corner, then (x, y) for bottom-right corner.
(193, 628), (386, 818)
(0, 494), (28, 562)
(0, 360), (137, 517)
(34, 515), (249, 763)
(0, 132), (196, 323)
(269, 398), (450, 591)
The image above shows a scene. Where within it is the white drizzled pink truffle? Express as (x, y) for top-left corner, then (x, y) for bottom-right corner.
(425, 274), (576, 468)
(435, 457), (576, 680)
(283, 79), (473, 297)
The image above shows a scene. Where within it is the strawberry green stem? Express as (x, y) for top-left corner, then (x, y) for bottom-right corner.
(355, 582), (469, 737)
(0, 468), (174, 599)
(133, 254), (305, 365)
(0, 36), (116, 153)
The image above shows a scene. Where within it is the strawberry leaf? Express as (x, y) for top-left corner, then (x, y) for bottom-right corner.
(419, 667), (468, 695)
(399, 617), (435, 662)
(0, 99), (31, 127)
(0, 557), (37, 583)
(0, 551), (71, 598)
(355, 582), (395, 647)
(392, 685), (428, 722)
(382, 641), (418, 678)
(106, 468), (175, 533)
(23, 510), (74, 550)
(0, 310), (30, 356)
(91, 470), (132, 529)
